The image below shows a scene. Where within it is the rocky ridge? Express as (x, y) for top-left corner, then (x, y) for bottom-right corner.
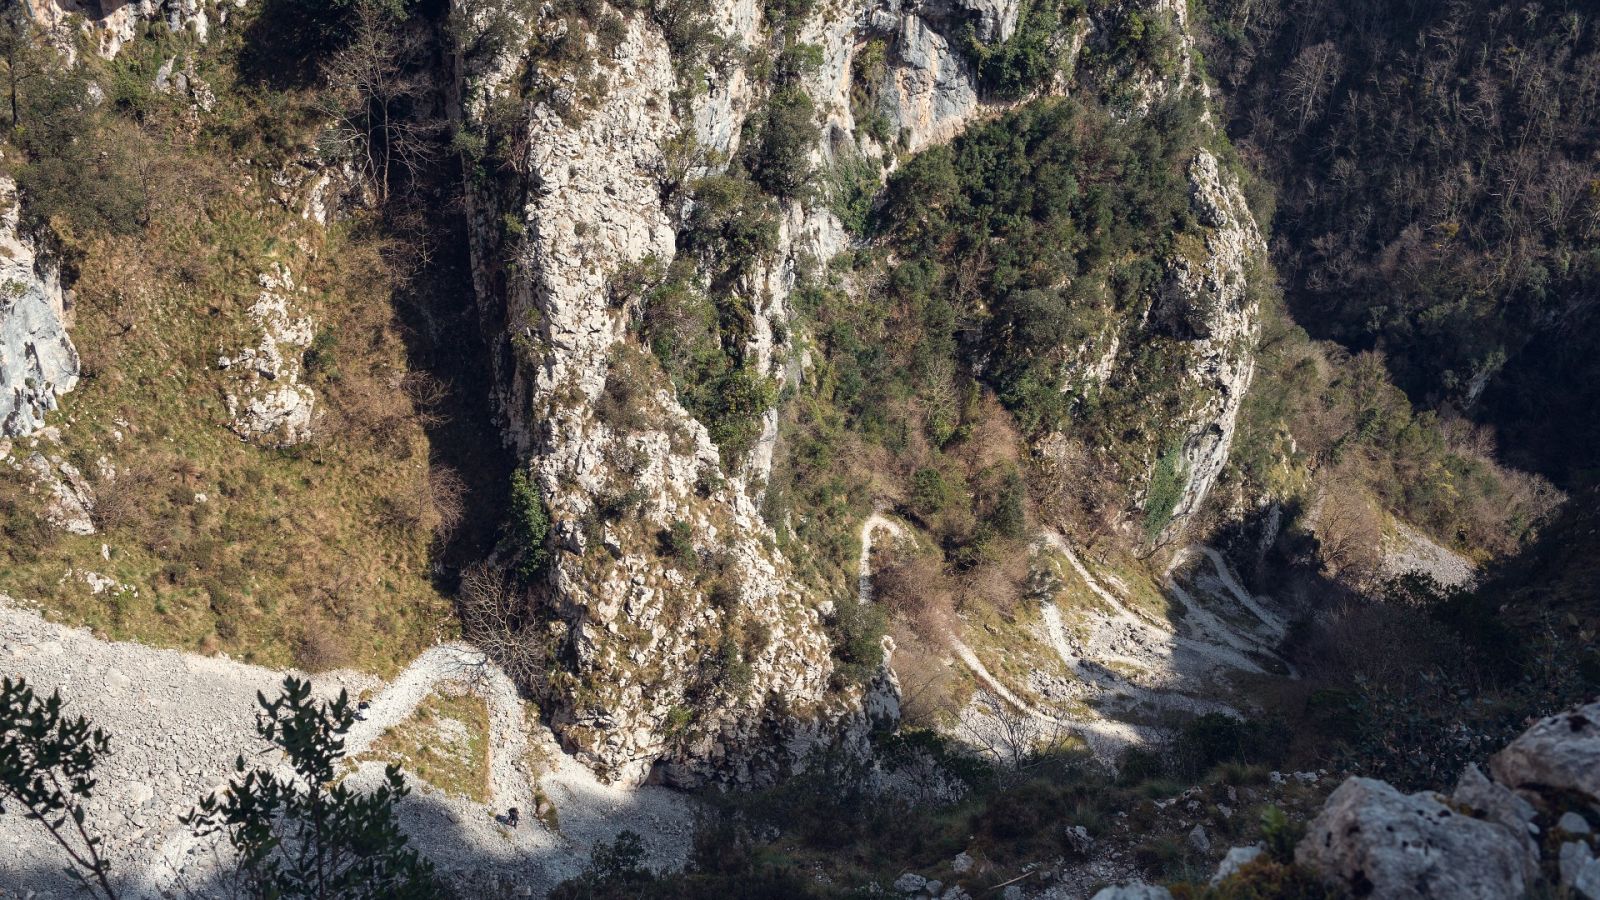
(28, 0), (240, 60)
(216, 263), (318, 447)
(455, 0), (1269, 785)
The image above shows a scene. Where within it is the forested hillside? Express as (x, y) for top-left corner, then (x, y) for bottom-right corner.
(1201, 0), (1600, 484)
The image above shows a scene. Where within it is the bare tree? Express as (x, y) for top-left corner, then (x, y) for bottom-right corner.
(318, 1), (441, 202)
(1281, 41), (1343, 133)
(1313, 471), (1384, 587)
(958, 692), (1073, 776)
(457, 562), (549, 689)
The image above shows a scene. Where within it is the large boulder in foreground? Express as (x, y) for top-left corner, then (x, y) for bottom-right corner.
(1295, 776), (1535, 899)
(1490, 699), (1600, 801)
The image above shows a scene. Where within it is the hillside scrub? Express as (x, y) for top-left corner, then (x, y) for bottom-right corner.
(1228, 289), (1563, 559)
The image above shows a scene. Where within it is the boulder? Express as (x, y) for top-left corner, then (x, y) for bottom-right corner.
(1451, 762), (1539, 860)
(1559, 841), (1600, 899)
(1559, 812), (1593, 836)
(894, 872), (928, 893)
(1090, 885), (1173, 900)
(1295, 777), (1534, 899)
(1211, 845), (1264, 884)
(1489, 700), (1600, 802)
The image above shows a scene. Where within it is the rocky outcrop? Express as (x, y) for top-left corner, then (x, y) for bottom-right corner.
(1295, 776), (1535, 899)
(20, 451), (95, 535)
(1235, 699), (1600, 899)
(1090, 884), (1173, 900)
(217, 264), (316, 447)
(0, 178), (79, 439)
(457, 4), (860, 787)
(1157, 149), (1265, 537)
(1489, 699), (1600, 800)
(28, 0), (242, 59)
(453, 0), (1266, 783)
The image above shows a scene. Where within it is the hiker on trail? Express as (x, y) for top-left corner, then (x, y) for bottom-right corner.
(356, 699), (371, 721)
(506, 807), (520, 828)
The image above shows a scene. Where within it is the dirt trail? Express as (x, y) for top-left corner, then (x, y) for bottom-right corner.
(0, 596), (694, 898)
(855, 519), (1292, 763)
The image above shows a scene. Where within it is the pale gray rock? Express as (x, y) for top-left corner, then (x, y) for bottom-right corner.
(959, 0), (1023, 43)
(1561, 841), (1600, 899)
(22, 453), (95, 535)
(1188, 823), (1211, 854)
(31, 0), (236, 59)
(1090, 884), (1173, 900)
(219, 264), (316, 447)
(1295, 776), (1534, 899)
(1211, 845), (1263, 884)
(1452, 762), (1539, 860)
(0, 178), (78, 438)
(1156, 150), (1266, 538)
(951, 851), (974, 874)
(1559, 812), (1592, 835)
(1489, 699), (1600, 802)
(894, 872), (928, 893)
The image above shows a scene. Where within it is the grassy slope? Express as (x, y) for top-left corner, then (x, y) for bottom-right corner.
(0, 13), (453, 673)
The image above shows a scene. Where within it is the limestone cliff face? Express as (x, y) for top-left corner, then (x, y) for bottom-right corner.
(0, 178), (79, 439)
(1157, 149), (1264, 537)
(456, 5), (848, 786)
(28, 0), (239, 59)
(455, 0), (1264, 783)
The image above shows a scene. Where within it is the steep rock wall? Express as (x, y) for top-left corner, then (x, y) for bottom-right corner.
(455, 0), (1265, 783)
(0, 178), (79, 439)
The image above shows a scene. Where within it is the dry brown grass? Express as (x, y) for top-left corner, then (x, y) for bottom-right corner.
(874, 547), (956, 642)
(294, 618), (353, 672)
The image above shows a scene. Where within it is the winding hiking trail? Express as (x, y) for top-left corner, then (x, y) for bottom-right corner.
(0, 596), (695, 898)
(856, 515), (1296, 763)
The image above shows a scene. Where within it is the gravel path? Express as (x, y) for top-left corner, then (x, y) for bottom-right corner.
(856, 518), (1293, 763)
(0, 595), (695, 898)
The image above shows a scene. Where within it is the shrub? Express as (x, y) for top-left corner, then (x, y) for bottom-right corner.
(1144, 445), (1187, 541)
(683, 175), (780, 278)
(660, 519), (696, 567)
(967, 0), (1082, 99)
(509, 470), (551, 581)
(826, 598), (886, 688)
(743, 85), (819, 198)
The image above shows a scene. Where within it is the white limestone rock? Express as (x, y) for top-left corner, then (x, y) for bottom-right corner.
(1489, 699), (1600, 802)
(219, 264), (316, 447)
(0, 178), (79, 438)
(22, 452), (95, 535)
(1295, 776), (1535, 900)
(1090, 884), (1173, 900)
(1211, 845), (1263, 884)
(28, 0), (240, 59)
(1156, 149), (1265, 538)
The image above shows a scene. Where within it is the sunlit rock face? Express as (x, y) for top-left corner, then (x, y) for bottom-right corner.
(0, 178), (78, 439)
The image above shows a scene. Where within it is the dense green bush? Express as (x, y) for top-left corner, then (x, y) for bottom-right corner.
(743, 84), (820, 198)
(965, 0), (1083, 99)
(509, 470), (551, 580)
(868, 95), (1206, 483)
(1143, 445), (1186, 541)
